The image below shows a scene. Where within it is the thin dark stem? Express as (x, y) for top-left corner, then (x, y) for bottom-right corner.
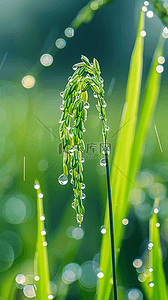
(105, 153), (118, 300)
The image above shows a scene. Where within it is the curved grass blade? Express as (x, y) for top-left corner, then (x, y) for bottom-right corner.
(34, 180), (50, 300)
(97, 8), (145, 300)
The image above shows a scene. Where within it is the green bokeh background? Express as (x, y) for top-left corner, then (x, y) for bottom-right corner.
(0, 0), (168, 299)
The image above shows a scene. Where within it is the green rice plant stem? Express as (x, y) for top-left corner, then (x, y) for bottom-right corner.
(105, 152), (118, 300)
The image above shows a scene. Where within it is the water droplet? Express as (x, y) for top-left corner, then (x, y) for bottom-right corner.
(73, 66), (77, 71)
(148, 242), (153, 248)
(23, 285), (36, 298)
(40, 54), (53, 66)
(40, 215), (45, 221)
(80, 193), (86, 200)
(71, 202), (75, 209)
(55, 38), (66, 49)
(22, 76), (35, 89)
(105, 125), (109, 131)
(71, 178), (74, 184)
(99, 113), (103, 120)
(84, 102), (90, 109)
(48, 295), (54, 300)
(81, 157), (85, 163)
(83, 128), (86, 132)
(102, 102), (107, 107)
(60, 91), (64, 97)
(144, 1), (149, 5)
(64, 27), (74, 38)
(100, 77), (104, 83)
(69, 169), (72, 175)
(93, 92), (98, 98)
(102, 146), (111, 155)
(15, 274), (26, 284)
(43, 241), (47, 246)
(156, 65), (164, 73)
(60, 105), (64, 111)
(41, 229), (46, 236)
(58, 174), (68, 185)
(154, 207), (159, 214)
(149, 267), (153, 272)
(69, 147), (74, 155)
(97, 272), (104, 278)
(100, 225), (106, 234)
(68, 76), (72, 81)
(140, 30), (146, 37)
(38, 192), (43, 198)
(158, 56), (165, 64)
(34, 183), (40, 189)
(156, 222), (160, 227)
(122, 218), (129, 225)
(146, 10), (153, 18)
(142, 5), (147, 12)
(100, 158), (106, 167)
(34, 275), (40, 281)
(149, 282), (154, 287)
(81, 183), (85, 189)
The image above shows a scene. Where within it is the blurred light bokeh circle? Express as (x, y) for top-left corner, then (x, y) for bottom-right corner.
(62, 263), (82, 284)
(79, 261), (98, 291)
(1, 192), (35, 224)
(0, 230), (22, 259)
(0, 240), (14, 272)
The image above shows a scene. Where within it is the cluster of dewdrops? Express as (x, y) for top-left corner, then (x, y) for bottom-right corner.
(58, 55), (110, 226)
(140, 1), (167, 75)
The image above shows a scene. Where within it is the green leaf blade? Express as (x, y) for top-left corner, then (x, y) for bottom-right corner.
(34, 180), (50, 300)
(98, 8), (145, 300)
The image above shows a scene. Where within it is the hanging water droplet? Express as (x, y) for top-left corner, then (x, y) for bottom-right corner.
(149, 282), (154, 287)
(60, 105), (64, 111)
(100, 225), (106, 234)
(80, 193), (86, 200)
(149, 267), (153, 272)
(58, 174), (68, 185)
(81, 157), (85, 163)
(102, 146), (111, 155)
(69, 169), (72, 175)
(156, 222), (160, 227)
(154, 207), (159, 214)
(48, 294), (54, 300)
(100, 158), (106, 167)
(122, 218), (129, 225)
(84, 102), (90, 109)
(83, 128), (86, 132)
(68, 76), (72, 81)
(73, 66), (77, 71)
(43, 241), (47, 246)
(105, 125), (109, 131)
(99, 113), (103, 120)
(102, 102), (107, 107)
(60, 91), (64, 97)
(81, 183), (85, 189)
(93, 92), (98, 98)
